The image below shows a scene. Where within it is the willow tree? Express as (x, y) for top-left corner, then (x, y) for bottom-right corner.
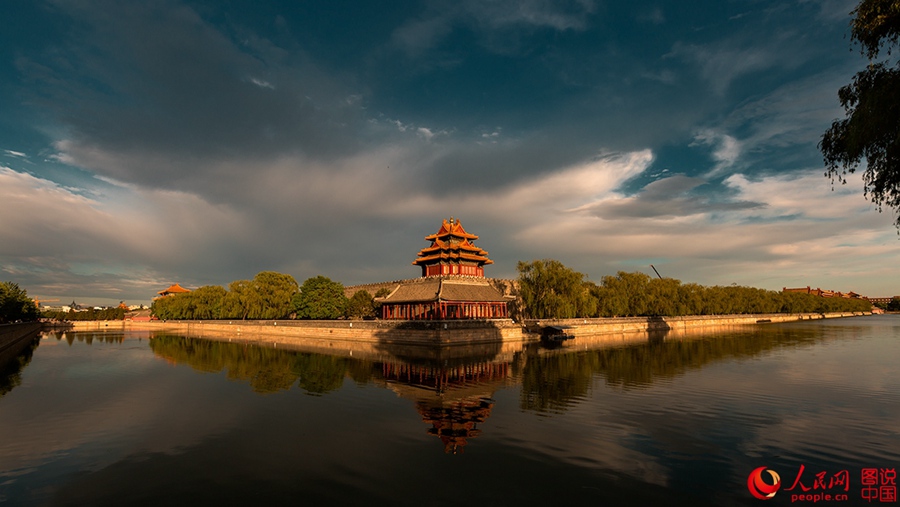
(516, 259), (596, 319)
(821, 0), (900, 227)
(220, 272), (298, 320)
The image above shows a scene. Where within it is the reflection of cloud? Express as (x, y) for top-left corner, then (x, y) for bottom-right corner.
(0, 340), (244, 476)
(715, 330), (900, 465)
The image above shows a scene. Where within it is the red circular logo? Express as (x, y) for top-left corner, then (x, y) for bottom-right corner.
(747, 466), (781, 500)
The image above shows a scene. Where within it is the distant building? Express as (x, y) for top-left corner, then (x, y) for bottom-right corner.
(156, 283), (191, 298)
(378, 218), (512, 320)
(782, 286), (865, 299)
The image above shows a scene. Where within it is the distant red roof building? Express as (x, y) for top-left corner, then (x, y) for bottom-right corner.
(782, 286), (865, 299)
(157, 283), (191, 297)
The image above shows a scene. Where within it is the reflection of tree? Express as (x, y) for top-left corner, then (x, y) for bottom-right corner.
(0, 333), (40, 397)
(597, 328), (820, 387)
(519, 327), (824, 412)
(519, 352), (597, 413)
(293, 353), (348, 395)
(147, 334), (371, 395)
(49, 332), (125, 346)
(78, 333), (125, 345)
(345, 360), (376, 386)
(150, 335), (296, 393)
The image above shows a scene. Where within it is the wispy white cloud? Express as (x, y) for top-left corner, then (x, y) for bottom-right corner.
(249, 77), (275, 89)
(574, 174), (763, 219)
(0, 165), (252, 302)
(463, 0), (597, 31)
(390, 0), (596, 56)
(417, 127), (436, 141)
(638, 7), (666, 25)
(692, 129), (742, 176)
(390, 15), (455, 57)
(670, 42), (775, 95)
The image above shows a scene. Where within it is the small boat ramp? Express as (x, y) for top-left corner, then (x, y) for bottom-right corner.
(539, 325), (575, 345)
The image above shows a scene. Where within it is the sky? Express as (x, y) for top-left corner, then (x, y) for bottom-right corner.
(1, 0), (897, 306)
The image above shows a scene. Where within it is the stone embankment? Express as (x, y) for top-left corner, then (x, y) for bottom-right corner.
(528, 312), (869, 336)
(0, 322), (42, 366)
(46, 312), (872, 350)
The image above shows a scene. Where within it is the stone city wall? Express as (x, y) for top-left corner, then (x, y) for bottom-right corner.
(50, 318), (532, 348)
(532, 312), (868, 336)
(0, 322), (42, 366)
(49, 311), (871, 349)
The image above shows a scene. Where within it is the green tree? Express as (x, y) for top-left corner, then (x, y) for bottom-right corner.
(886, 296), (900, 311)
(293, 276), (348, 319)
(251, 271), (299, 319)
(598, 272), (651, 317)
(645, 277), (682, 316)
(345, 290), (376, 319)
(517, 259), (595, 319)
(221, 280), (255, 320)
(154, 285), (226, 320)
(821, 0), (900, 227)
(220, 272), (298, 320)
(0, 282), (39, 323)
(152, 292), (187, 320)
(188, 285), (227, 319)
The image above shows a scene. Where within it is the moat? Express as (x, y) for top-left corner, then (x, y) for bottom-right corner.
(1, 316), (898, 506)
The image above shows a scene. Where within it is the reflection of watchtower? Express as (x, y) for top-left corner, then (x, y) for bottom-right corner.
(379, 360), (511, 453)
(380, 361), (511, 393)
(417, 397), (494, 454)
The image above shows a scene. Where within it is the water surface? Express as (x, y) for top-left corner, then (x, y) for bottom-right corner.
(1, 316), (898, 506)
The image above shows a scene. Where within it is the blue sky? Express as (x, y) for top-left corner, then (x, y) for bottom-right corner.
(1, 0), (897, 305)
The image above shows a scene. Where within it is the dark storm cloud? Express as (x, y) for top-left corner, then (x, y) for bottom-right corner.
(19, 0), (367, 188)
(2, 0), (897, 302)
